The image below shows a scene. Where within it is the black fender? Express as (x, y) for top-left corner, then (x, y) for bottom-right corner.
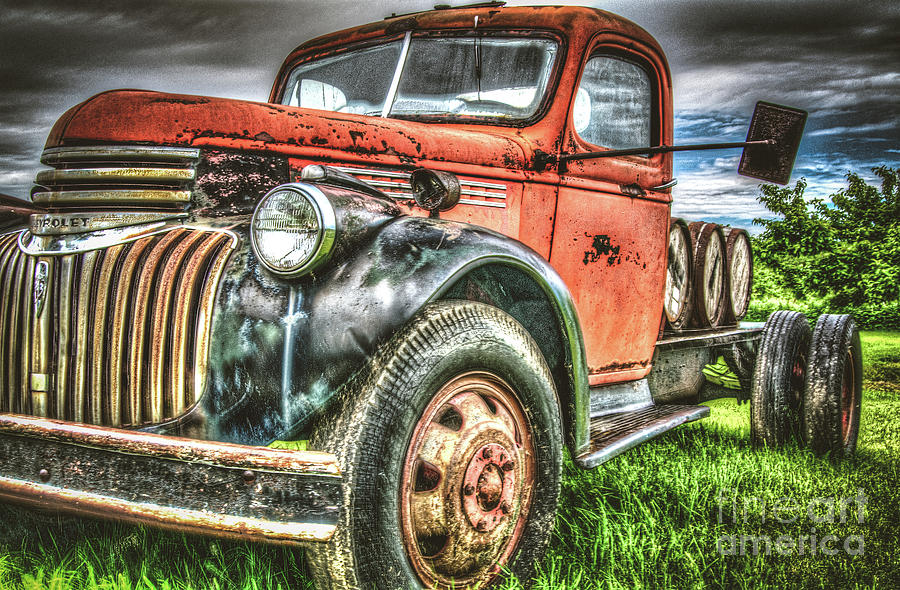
(170, 196), (589, 453)
(303, 216), (590, 451)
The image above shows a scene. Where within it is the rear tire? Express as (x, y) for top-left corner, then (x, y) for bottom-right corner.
(803, 314), (862, 457)
(306, 301), (562, 589)
(750, 311), (810, 446)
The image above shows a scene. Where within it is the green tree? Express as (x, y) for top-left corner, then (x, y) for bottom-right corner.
(753, 166), (900, 311)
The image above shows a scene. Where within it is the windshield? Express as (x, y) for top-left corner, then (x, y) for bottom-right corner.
(281, 35), (558, 121)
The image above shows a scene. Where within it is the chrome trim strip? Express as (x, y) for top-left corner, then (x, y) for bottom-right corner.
(41, 146), (201, 165)
(458, 199), (506, 208)
(458, 179), (507, 191)
(333, 166), (508, 206)
(650, 178), (678, 191)
(356, 179), (411, 191)
(459, 188), (506, 199)
(382, 31), (412, 118)
(30, 212), (187, 236)
(334, 166), (507, 192)
(18, 221), (179, 255)
(32, 189), (192, 204)
(333, 166), (411, 180)
(36, 168), (195, 185)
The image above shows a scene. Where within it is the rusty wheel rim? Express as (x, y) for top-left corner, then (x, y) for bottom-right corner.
(841, 347), (857, 444)
(790, 346), (807, 410)
(400, 371), (535, 589)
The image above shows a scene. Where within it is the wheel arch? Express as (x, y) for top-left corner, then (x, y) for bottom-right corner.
(298, 216), (590, 453)
(431, 256), (590, 453)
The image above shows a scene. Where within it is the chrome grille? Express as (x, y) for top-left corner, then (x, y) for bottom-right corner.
(0, 228), (235, 427)
(33, 146), (201, 206)
(333, 165), (509, 208)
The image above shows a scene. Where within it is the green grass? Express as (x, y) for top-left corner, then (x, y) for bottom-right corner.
(2, 333), (899, 589)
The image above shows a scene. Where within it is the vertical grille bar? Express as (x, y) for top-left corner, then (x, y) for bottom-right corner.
(7, 250), (26, 413)
(170, 234), (230, 414)
(30, 256), (53, 417)
(0, 235), (19, 413)
(1, 227), (235, 428)
(110, 239), (153, 426)
(73, 251), (99, 423)
(150, 231), (206, 419)
(129, 229), (187, 424)
(91, 245), (125, 426)
(193, 237), (233, 401)
(56, 256), (75, 420)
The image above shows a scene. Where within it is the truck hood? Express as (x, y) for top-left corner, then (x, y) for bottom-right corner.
(46, 90), (529, 170)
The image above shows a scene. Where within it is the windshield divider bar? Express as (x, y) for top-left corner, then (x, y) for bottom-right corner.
(381, 31), (412, 118)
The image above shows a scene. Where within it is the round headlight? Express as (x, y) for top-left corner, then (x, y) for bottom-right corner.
(251, 184), (336, 276)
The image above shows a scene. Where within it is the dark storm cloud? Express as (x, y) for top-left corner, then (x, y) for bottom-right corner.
(0, 0), (896, 220)
(0, 0), (433, 196)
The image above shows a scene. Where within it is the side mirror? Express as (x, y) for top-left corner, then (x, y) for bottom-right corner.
(739, 101), (807, 185)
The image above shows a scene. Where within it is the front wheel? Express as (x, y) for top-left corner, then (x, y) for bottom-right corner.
(307, 301), (562, 589)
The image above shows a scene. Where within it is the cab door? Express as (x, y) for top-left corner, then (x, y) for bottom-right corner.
(548, 39), (674, 386)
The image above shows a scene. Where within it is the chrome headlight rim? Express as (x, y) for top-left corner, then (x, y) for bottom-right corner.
(250, 183), (337, 277)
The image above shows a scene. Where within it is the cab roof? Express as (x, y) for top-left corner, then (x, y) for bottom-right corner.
(271, 4), (664, 102)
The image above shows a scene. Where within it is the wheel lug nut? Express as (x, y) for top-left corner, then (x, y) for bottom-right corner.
(502, 460), (514, 471)
(476, 519), (488, 531)
(464, 484), (475, 496)
(482, 448), (493, 459)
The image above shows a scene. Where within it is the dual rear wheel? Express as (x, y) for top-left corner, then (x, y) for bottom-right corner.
(750, 311), (862, 457)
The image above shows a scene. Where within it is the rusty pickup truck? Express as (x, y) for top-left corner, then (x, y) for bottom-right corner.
(0, 3), (861, 588)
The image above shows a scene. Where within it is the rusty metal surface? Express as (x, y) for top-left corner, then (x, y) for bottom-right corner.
(0, 414), (340, 544)
(400, 372), (534, 588)
(647, 326), (761, 404)
(0, 228), (236, 428)
(549, 178), (668, 386)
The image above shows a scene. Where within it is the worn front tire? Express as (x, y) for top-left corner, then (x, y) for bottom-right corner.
(306, 301), (562, 589)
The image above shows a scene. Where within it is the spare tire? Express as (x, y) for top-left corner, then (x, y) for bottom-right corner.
(689, 222), (727, 328)
(664, 218), (693, 331)
(723, 228), (753, 324)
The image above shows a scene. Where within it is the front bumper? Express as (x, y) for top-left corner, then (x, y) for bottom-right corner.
(0, 414), (341, 544)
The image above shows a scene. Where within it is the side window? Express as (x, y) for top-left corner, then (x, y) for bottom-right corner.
(574, 55), (653, 150)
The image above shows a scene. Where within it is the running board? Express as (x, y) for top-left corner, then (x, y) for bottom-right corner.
(575, 404), (710, 468)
